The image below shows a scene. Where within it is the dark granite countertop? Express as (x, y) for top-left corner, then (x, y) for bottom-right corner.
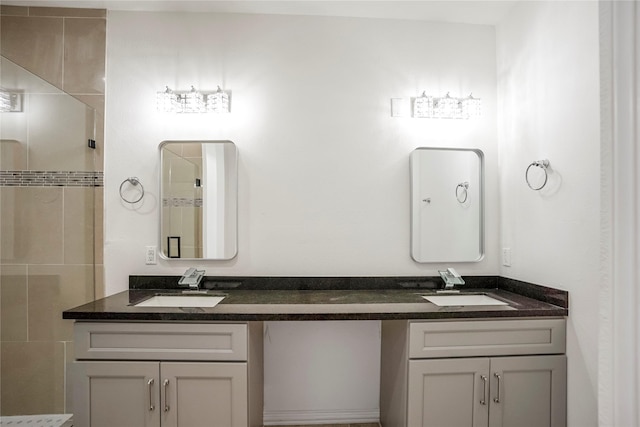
(63, 276), (568, 321)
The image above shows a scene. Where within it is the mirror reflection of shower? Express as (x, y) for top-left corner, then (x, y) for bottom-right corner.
(160, 141), (238, 260)
(161, 144), (203, 258)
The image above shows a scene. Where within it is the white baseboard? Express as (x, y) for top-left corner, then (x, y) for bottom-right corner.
(263, 408), (379, 425)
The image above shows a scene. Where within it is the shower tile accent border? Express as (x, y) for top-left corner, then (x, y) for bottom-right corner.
(0, 5), (106, 17)
(163, 197), (203, 208)
(0, 170), (103, 187)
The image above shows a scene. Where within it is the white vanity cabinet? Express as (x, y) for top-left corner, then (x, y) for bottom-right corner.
(70, 322), (263, 427)
(381, 318), (567, 427)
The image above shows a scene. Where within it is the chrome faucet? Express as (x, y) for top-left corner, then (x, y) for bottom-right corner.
(178, 268), (206, 290)
(438, 268), (465, 290)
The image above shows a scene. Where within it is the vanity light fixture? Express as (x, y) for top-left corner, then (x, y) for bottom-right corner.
(407, 91), (481, 119)
(156, 85), (231, 113)
(0, 87), (22, 113)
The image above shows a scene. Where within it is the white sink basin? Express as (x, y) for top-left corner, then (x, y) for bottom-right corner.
(134, 295), (225, 308)
(422, 294), (508, 307)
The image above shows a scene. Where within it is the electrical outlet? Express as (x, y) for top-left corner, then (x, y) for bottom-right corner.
(502, 248), (512, 267)
(145, 246), (157, 265)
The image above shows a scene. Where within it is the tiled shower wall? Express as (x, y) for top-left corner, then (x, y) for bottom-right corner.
(162, 144), (204, 258)
(0, 5), (105, 415)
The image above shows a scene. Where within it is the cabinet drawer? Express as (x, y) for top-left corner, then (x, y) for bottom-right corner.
(409, 318), (565, 358)
(74, 322), (248, 361)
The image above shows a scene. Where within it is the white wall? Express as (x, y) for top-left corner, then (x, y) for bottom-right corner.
(104, 11), (498, 424)
(496, 2), (600, 426)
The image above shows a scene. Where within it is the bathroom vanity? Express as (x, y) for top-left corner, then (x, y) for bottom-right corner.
(63, 276), (568, 427)
(70, 322), (262, 427)
(381, 318), (566, 427)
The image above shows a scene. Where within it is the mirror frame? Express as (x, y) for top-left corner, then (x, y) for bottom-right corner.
(159, 140), (238, 261)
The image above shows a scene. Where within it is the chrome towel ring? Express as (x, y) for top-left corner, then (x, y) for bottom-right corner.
(456, 182), (469, 203)
(525, 159), (550, 191)
(119, 177), (145, 204)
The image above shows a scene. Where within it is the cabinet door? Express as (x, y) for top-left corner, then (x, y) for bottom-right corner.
(489, 355), (566, 427)
(408, 358), (490, 427)
(72, 361), (160, 427)
(161, 362), (248, 427)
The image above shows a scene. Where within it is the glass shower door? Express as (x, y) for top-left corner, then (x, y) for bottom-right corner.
(0, 55), (98, 416)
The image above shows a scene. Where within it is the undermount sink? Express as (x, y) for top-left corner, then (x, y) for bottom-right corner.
(422, 294), (508, 307)
(134, 295), (225, 308)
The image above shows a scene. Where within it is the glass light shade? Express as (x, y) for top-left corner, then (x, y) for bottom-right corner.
(462, 94), (482, 119)
(157, 86), (180, 112)
(412, 91), (433, 118)
(182, 86), (205, 113)
(452, 98), (463, 119)
(434, 92), (462, 119)
(206, 86), (229, 113)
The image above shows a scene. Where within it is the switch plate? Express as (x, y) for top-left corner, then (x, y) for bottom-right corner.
(391, 98), (408, 117)
(502, 248), (511, 267)
(145, 246), (157, 265)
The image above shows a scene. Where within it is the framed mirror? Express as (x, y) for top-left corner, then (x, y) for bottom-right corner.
(410, 147), (484, 263)
(160, 140), (238, 260)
